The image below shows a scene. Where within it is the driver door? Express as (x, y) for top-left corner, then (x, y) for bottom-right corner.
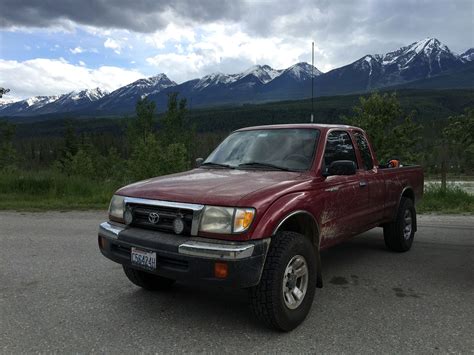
(319, 130), (370, 247)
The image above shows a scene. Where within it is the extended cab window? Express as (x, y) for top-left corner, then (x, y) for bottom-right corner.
(354, 133), (374, 170)
(323, 131), (358, 171)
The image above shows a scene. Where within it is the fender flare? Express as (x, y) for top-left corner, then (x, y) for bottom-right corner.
(272, 209), (323, 288)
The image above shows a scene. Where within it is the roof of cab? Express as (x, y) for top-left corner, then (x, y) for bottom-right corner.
(235, 123), (359, 132)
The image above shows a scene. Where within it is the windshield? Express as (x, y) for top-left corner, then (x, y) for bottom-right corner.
(204, 128), (320, 171)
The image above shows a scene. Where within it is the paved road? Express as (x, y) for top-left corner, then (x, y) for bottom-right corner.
(1, 212), (473, 353)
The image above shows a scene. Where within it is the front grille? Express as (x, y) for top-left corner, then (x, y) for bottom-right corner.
(128, 203), (194, 235)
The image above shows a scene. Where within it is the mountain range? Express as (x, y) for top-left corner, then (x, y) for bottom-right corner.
(1, 38), (472, 118)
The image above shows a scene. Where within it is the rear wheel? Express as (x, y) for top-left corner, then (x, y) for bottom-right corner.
(123, 266), (175, 291)
(383, 197), (416, 252)
(249, 231), (317, 331)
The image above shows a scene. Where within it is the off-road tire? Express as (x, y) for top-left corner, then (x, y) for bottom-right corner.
(383, 197), (416, 252)
(123, 266), (175, 291)
(249, 231), (317, 331)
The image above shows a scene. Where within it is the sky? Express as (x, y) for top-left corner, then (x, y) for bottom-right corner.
(0, 0), (473, 101)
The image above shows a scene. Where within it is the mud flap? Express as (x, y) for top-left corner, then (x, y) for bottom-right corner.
(316, 250), (323, 288)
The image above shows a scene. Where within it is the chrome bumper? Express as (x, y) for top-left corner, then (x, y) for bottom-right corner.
(98, 222), (123, 239)
(178, 240), (256, 260)
(98, 221), (267, 261)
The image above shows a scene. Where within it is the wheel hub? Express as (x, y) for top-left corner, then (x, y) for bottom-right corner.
(282, 255), (309, 310)
(403, 209), (413, 240)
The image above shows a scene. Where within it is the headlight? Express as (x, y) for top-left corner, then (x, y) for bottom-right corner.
(199, 206), (255, 234)
(109, 195), (125, 222)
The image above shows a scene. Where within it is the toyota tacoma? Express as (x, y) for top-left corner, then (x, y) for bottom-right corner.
(98, 124), (423, 331)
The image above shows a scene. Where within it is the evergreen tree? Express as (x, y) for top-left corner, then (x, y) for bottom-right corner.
(343, 92), (422, 164)
(160, 92), (194, 163)
(443, 108), (474, 173)
(0, 122), (17, 172)
(128, 98), (156, 144)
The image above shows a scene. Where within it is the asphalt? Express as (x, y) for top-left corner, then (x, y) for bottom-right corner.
(1, 212), (473, 354)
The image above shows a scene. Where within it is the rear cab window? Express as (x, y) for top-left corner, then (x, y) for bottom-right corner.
(354, 132), (374, 170)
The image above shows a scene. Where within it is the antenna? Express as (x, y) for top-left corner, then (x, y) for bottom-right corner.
(311, 42), (314, 123)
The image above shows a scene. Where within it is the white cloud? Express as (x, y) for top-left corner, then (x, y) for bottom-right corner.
(69, 46), (83, 54)
(143, 23), (195, 49)
(104, 38), (123, 54)
(145, 23), (323, 82)
(78, 60), (86, 66)
(0, 58), (144, 99)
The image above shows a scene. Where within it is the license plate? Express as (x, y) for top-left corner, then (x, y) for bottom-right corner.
(131, 247), (157, 271)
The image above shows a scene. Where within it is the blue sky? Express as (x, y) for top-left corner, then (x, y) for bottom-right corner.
(0, 0), (472, 101)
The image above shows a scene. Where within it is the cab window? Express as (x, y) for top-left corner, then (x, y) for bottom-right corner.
(354, 133), (374, 170)
(323, 131), (358, 171)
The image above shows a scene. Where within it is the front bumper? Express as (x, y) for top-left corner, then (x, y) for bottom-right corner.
(98, 222), (270, 288)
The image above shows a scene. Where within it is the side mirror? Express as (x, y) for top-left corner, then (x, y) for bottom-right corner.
(195, 158), (204, 168)
(324, 160), (357, 176)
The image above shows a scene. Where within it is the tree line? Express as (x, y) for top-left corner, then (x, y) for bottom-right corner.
(0, 92), (472, 182)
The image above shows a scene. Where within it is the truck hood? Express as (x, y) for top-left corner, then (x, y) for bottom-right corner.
(116, 168), (309, 206)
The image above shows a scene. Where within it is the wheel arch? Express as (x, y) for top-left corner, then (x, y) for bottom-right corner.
(272, 210), (323, 288)
(401, 186), (415, 203)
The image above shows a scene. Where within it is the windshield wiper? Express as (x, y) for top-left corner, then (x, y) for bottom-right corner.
(200, 162), (235, 169)
(238, 161), (292, 171)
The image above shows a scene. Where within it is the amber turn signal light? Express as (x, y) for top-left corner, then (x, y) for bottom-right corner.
(233, 208), (255, 233)
(98, 235), (107, 250)
(214, 262), (228, 279)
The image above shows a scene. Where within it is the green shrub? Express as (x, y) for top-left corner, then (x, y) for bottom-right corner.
(418, 184), (474, 213)
(0, 170), (120, 210)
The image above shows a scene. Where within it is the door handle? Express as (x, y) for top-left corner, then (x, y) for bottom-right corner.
(359, 181), (368, 188)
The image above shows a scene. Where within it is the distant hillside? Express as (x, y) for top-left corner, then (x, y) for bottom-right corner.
(8, 89), (473, 141)
(393, 61), (474, 90)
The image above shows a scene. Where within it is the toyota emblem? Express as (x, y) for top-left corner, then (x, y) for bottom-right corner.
(148, 212), (160, 224)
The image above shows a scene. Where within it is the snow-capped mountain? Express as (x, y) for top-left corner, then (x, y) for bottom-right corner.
(317, 37), (464, 95)
(0, 88), (108, 116)
(193, 73), (238, 91)
(379, 38), (460, 82)
(0, 38), (471, 118)
(0, 98), (17, 106)
(93, 74), (176, 114)
(283, 62), (322, 80)
(0, 95), (59, 116)
(460, 48), (474, 62)
(145, 62), (322, 108)
(192, 65), (290, 91)
(239, 64), (283, 84)
(35, 88), (109, 115)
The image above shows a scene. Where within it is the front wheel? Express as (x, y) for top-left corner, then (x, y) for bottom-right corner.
(249, 231), (317, 331)
(383, 197), (416, 252)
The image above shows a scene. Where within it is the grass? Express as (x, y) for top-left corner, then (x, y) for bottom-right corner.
(0, 170), (119, 210)
(418, 184), (474, 214)
(0, 171), (472, 214)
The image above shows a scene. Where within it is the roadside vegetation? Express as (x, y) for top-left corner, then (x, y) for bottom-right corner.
(418, 184), (474, 214)
(0, 90), (472, 212)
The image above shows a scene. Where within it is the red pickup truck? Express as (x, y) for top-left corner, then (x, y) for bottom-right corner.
(98, 124), (423, 331)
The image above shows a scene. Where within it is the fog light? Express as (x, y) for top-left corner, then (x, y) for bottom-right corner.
(214, 262), (228, 279)
(173, 217), (185, 234)
(124, 209), (133, 225)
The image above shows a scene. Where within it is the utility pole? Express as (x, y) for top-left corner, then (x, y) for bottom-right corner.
(311, 42), (314, 123)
